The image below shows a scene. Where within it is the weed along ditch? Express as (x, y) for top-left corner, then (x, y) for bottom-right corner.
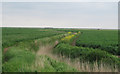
(2, 2), (119, 73)
(2, 28), (120, 72)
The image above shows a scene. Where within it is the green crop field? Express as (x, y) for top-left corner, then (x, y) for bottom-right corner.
(76, 30), (119, 55)
(2, 28), (120, 72)
(2, 28), (65, 49)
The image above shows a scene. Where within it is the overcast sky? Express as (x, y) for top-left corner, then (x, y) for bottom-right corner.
(2, 2), (118, 29)
(2, 0), (119, 2)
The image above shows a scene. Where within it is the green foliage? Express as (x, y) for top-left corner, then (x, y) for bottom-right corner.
(54, 43), (120, 65)
(61, 33), (79, 45)
(2, 28), (119, 72)
(76, 30), (118, 55)
(2, 28), (65, 49)
(39, 56), (77, 72)
(2, 47), (36, 72)
(2, 28), (76, 72)
(0, 27), (1, 73)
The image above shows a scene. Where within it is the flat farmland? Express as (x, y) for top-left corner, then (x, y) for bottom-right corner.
(76, 30), (119, 55)
(2, 28), (65, 49)
(2, 28), (120, 72)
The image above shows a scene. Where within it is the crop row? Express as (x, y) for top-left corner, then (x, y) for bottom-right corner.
(2, 28), (65, 49)
(2, 34), (76, 72)
(3, 46), (76, 72)
(76, 30), (119, 55)
(54, 43), (120, 67)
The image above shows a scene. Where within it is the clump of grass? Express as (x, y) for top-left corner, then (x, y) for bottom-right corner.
(2, 47), (35, 72)
(2, 34), (65, 72)
(21, 55), (77, 72)
(55, 55), (118, 72)
(54, 43), (119, 72)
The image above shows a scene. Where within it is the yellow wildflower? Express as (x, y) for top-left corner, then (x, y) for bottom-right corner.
(78, 31), (81, 34)
(61, 38), (64, 41)
(72, 35), (74, 37)
(68, 32), (72, 34)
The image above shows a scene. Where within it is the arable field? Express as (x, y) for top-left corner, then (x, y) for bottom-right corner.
(2, 28), (120, 72)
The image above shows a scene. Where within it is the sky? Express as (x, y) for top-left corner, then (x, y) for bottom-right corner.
(2, 0), (120, 2)
(2, 2), (118, 29)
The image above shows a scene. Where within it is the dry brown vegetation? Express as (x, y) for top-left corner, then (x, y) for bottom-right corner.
(34, 40), (118, 72)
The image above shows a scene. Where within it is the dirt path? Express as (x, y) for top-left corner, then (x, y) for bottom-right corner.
(71, 35), (80, 46)
(37, 44), (55, 56)
(36, 40), (76, 68)
(36, 40), (81, 71)
(36, 40), (118, 72)
(3, 47), (11, 54)
(36, 40), (68, 63)
(118, 56), (120, 58)
(37, 41), (58, 56)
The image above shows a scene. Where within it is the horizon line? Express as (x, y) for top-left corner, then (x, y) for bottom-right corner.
(1, 26), (118, 30)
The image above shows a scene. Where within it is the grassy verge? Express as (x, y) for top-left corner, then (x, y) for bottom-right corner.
(23, 55), (77, 72)
(53, 43), (119, 72)
(2, 34), (78, 72)
(2, 47), (36, 72)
